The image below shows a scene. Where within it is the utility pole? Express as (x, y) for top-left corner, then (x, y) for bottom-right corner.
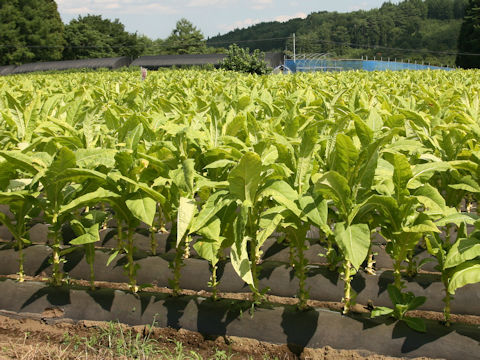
(293, 33), (296, 62)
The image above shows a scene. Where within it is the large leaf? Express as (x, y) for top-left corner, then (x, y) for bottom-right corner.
(448, 260), (480, 294)
(408, 162), (451, 189)
(190, 190), (230, 234)
(193, 217), (223, 265)
(259, 180), (301, 217)
(126, 193), (157, 226)
(75, 148), (116, 169)
(177, 197), (196, 246)
(230, 203), (254, 286)
(334, 222), (370, 270)
(445, 233), (480, 269)
(228, 152), (262, 206)
(0, 150), (40, 174)
(391, 153), (412, 198)
(70, 224), (100, 245)
(59, 188), (119, 215)
(257, 212), (283, 248)
(299, 195), (330, 234)
(315, 171), (351, 217)
(332, 133), (358, 180)
(182, 159), (195, 195)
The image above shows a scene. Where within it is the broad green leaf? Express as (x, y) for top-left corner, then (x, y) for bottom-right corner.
(448, 260), (480, 294)
(196, 216), (222, 241)
(182, 159), (195, 195)
(75, 148), (116, 169)
(353, 116), (373, 147)
(204, 159), (235, 170)
(190, 190), (230, 234)
(435, 212), (478, 227)
(231, 203), (253, 286)
(70, 224), (99, 245)
(334, 222), (370, 270)
(299, 195), (330, 234)
(332, 133), (358, 179)
(45, 147), (76, 183)
(106, 250), (120, 266)
(315, 171), (351, 217)
(445, 233), (480, 269)
(228, 152), (262, 205)
(259, 180), (301, 217)
(261, 145), (279, 166)
(59, 188), (120, 215)
(449, 176), (480, 193)
(0, 150), (40, 174)
(108, 172), (166, 204)
(403, 317), (426, 333)
(366, 108), (383, 132)
(177, 197), (196, 246)
(126, 193), (156, 226)
(126, 123), (144, 150)
(257, 213), (283, 248)
(408, 162), (451, 189)
(371, 306), (394, 317)
(193, 238), (221, 265)
(391, 153), (412, 197)
(414, 184), (446, 215)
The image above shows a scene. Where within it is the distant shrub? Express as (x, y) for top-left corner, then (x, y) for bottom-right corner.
(220, 44), (269, 75)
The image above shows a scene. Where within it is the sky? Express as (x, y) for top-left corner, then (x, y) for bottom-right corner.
(56, 0), (395, 40)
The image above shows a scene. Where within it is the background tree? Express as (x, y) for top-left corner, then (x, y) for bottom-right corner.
(220, 44), (269, 74)
(0, 0), (64, 65)
(456, 0), (480, 68)
(165, 18), (207, 54)
(63, 15), (144, 60)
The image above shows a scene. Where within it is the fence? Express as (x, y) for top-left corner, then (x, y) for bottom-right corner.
(284, 59), (453, 72)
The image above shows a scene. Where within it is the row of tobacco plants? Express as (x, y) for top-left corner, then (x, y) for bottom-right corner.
(0, 69), (479, 332)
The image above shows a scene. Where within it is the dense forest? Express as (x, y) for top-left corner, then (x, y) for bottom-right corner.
(208, 0), (469, 66)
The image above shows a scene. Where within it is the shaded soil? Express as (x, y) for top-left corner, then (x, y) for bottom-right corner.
(0, 312), (439, 360)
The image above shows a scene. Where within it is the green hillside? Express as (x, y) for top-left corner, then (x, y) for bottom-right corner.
(207, 0), (467, 66)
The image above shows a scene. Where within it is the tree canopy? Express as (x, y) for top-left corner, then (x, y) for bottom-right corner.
(0, 0), (64, 65)
(164, 18), (207, 54)
(63, 15), (144, 60)
(456, 0), (480, 68)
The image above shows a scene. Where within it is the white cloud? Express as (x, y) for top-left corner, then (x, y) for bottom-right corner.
(219, 17), (261, 32)
(275, 12), (307, 22)
(57, 0), (177, 16)
(187, 0), (234, 7)
(220, 11), (306, 32)
(349, 2), (369, 11)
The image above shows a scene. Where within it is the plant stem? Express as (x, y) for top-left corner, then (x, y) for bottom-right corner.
(171, 241), (185, 296)
(210, 263), (218, 301)
(89, 260), (95, 291)
(442, 273), (452, 326)
(117, 219), (124, 251)
(248, 209), (261, 303)
(296, 240), (309, 310)
(49, 216), (63, 286)
(126, 227), (137, 293)
(17, 237), (25, 282)
(393, 259), (403, 290)
(343, 260), (352, 314)
(150, 226), (157, 256)
(366, 243), (376, 275)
